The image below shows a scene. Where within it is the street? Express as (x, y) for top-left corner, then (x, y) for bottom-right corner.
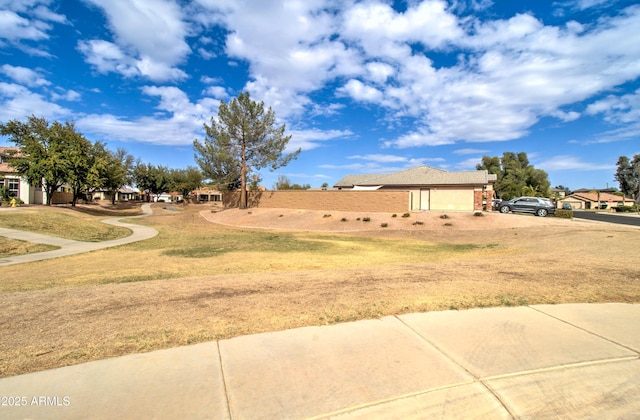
(573, 211), (640, 228)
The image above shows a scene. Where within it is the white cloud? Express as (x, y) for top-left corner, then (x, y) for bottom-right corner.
(346, 153), (445, 165)
(348, 154), (408, 163)
(0, 82), (71, 121)
(341, 0), (463, 54)
(287, 128), (354, 152)
(455, 157), (483, 170)
(381, 5), (640, 147)
(50, 89), (81, 102)
(0, 1), (68, 56)
(338, 79), (383, 103)
(454, 148), (490, 155)
(586, 88), (640, 125)
(584, 88), (640, 143)
(202, 86), (229, 99)
(0, 64), (50, 87)
(572, 0), (618, 10)
(76, 86), (219, 146)
(537, 155), (614, 171)
(365, 62), (395, 84)
(79, 0), (191, 82)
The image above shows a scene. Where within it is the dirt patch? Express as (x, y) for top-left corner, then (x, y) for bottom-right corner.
(201, 208), (578, 232)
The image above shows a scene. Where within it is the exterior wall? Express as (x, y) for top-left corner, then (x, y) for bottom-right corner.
(51, 191), (73, 204)
(0, 175), (41, 205)
(474, 189), (483, 211)
(430, 187), (474, 211)
(224, 190), (411, 213)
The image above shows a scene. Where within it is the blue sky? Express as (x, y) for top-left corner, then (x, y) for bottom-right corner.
(1, 0), (639, 191)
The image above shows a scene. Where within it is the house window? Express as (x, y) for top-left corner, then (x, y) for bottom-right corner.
(7, 178), (19, 197)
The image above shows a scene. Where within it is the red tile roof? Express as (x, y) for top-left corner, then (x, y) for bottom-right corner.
(569, 192), (632, 202)
(0, 147), (19, 173)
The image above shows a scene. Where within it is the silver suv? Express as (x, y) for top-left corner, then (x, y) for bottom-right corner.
(498, 196), (555, 217)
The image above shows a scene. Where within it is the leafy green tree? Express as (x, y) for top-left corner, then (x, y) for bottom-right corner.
(101, 148), (135, 205)
(171, 166), (203, 200)
(273, 174), (292, 190)
(615, 155), (640, 202)
(248, 174), (262, 191)
(193, 92), (300, 209)
(477, 152), (550, 200)
(63, 126), (94, 206)
(273, 175), (310, 190)
(1, 116), (71, 205)
(133, 163), (173, 202)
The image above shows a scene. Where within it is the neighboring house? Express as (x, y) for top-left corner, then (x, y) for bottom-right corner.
(550, 187), (568, 199)
(90, 186), (144, 202)
(0, 146), (44, 204)
(558, 192), (634, 210)
(153, 191), (183, 202)
(334, 165), (497, 212)
(193, 188), (223, 202)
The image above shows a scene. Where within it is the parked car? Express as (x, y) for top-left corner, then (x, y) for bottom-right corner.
(492, 198), (503, 210)
(562, 203), (572, 210)
(499, 196), (556, 217)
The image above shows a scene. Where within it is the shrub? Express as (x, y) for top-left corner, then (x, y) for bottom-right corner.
(440, 214), (449, 219)
(443, 222), (453, 227)
(363, 217), (371, 222)
(614, 205), (639, 213)
(554, 209), (573, 219)
(380, 223), (388, 228)
(473, 212), (484, 217)
(340, 217), (347, 222)
(401, 212), (410, 218)
(413, 221), (424, 226)
(323, 214), (331, 218)
(279, 214), (283, 217)
(391, 214), (397, 218)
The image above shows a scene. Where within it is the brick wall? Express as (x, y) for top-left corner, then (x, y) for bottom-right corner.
(474, 190), (483, 211)
(224, 190), (410, 213)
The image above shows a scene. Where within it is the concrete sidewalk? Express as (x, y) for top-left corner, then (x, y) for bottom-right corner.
(0, 204), (157, 267)
(1, 303), (638, 419)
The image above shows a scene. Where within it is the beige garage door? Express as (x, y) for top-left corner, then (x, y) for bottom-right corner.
(430, 188), (474, 211)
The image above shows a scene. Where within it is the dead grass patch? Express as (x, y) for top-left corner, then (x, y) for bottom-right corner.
(0, 207), (132, 241)
(1, 204), (639, 378)
(0, 237), (58, 257)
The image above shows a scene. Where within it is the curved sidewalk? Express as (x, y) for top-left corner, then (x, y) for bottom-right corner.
(0, 204), (157, 267)
(0, 303), (638, 419)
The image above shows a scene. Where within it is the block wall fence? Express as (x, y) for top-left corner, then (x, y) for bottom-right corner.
(223, 190), (411, 213)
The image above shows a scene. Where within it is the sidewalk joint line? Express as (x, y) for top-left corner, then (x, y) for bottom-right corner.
(529, 305), (640, 356)
(305, 381), (477, 420)
(393, 315), (519, 419)
(216, 341), (233, 420)
(482, 355), (639, 381)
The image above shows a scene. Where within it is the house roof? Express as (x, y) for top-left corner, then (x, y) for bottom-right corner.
(564, 192), (632, 202)
(0, 147), (19, 173)
(334, 165), (496, 188)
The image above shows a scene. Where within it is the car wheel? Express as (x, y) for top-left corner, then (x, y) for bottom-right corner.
(499, 205), (510, 214)
(536, 208), (548, 217)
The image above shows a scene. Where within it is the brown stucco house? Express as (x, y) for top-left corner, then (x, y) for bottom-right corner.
(558, 192), (634, 210)
(334, 165), (497, 212)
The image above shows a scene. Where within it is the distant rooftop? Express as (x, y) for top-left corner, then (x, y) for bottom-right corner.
(334, 165), (496, 188)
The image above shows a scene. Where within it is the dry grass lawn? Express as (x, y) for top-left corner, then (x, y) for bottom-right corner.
(1, 203), (639, 378)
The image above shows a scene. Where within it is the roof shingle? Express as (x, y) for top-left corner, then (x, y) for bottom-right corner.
(334, 165), (495, 188)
